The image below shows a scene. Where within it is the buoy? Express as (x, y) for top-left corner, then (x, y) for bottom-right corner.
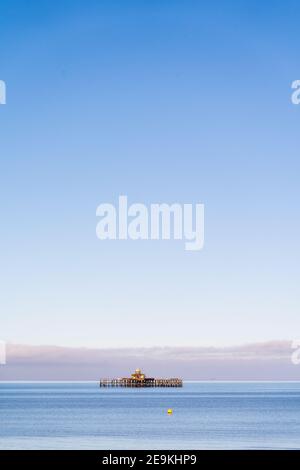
(167, 408), (173, 414)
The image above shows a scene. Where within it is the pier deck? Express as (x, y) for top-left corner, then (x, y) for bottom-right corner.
(99, 378), (182, 387)
(99, 369), (182, 388)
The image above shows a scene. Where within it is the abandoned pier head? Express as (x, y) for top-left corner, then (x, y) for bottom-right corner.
(99, 368), (183, 388)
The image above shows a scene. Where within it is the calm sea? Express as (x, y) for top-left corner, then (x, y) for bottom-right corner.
(1, 382), (300, 449)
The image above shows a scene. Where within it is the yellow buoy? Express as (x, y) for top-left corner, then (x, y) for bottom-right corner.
(167, 408), (173, 414)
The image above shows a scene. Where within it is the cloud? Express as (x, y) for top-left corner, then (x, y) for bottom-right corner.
(0, 341), (298, 381)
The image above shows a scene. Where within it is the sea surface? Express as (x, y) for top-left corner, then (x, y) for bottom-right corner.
(1, 382), (300, 449)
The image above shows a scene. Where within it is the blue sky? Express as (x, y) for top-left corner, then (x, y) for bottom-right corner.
(0, 0), (299, 348)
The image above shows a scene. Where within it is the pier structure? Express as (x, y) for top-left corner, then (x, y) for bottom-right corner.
(99, 368), (182, 388)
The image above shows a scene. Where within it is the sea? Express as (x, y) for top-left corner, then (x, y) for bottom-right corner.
(1, 381), (300, 450)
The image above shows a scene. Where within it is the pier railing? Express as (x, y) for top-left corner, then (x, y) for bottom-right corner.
(99, 378), (183, 387)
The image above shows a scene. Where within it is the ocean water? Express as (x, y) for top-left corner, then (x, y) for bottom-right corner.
(1, 382), (300, 449)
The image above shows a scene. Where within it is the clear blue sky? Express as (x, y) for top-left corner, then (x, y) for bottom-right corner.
(0, 0), (299, 348)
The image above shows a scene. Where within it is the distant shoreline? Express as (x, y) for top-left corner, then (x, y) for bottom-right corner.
(1, 380), (300, 384)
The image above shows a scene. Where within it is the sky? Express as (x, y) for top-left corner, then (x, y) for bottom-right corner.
(0, 0), (300, 349)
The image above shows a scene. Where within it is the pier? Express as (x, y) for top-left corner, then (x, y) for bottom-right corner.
(99, 368), (182, 388)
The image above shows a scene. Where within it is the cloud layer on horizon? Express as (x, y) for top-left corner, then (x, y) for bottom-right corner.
(1, 341), (299, 381)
